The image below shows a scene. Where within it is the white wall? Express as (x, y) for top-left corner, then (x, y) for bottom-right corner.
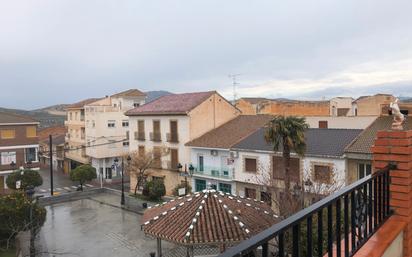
(128, 115), (191, 167)
(305, 116), (377, 129)
(233, 150), (272, 186)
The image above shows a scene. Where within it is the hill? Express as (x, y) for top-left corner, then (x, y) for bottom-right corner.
(0, 107), (65, 128)
(145, 90), (173, 103)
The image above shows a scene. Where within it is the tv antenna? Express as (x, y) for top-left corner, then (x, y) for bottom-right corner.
(228, 73), (241, 104)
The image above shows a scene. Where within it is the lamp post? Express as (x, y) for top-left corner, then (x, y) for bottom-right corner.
(177, 163), (195, 195)
(10, 161), (16, 171)
(114, 156), (131, 206)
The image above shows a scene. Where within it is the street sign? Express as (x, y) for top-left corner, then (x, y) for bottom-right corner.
(179, 172), (189, 177)
(16, 180), (21, 189)
(178, 188), (186, 196)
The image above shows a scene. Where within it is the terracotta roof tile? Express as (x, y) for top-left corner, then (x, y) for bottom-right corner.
(141, 190), (279, 245)
(185, 115), (273, 149)
(125, 91), (215, 116)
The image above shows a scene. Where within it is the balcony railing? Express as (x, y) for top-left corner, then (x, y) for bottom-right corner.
(134, 131), (145, 141)
(150, 132), (162, 142)
(218, 164), (395, 257)
(166, 133), (179, 143)
(193, 165), (233, 179)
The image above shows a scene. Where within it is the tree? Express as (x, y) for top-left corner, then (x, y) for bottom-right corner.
(128, 147), (169, 195)
(0, 192), (46, 251)
(265, 116), (308, 192)
(6, 169), (43, 191)
(69, 165), (96, 191)
(147, 179), (166, 201)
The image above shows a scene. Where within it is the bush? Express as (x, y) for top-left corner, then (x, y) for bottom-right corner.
(172, 182), (192, 196)
(69, 165), (96, 190)
(146, 179), (166, 201)
(6, 169), (43, 191)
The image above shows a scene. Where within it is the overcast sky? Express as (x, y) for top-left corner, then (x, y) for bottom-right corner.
(1, 1), (412, 109)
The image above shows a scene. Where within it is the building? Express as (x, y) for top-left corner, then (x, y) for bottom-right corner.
(185, 115), (273, 194)
(0, 112), (40, 193)
(234, 98), (270, 115)
(38, 126), (67, 172)
(345, 116), (412, 184)
(352, 93), (395, 116)
(85, 89), (146, 180)
(329, 97), (354, 116)
(125, 91), (241, 195)
(305, 116), (377, 129)
(230, 128), (362, 204)
(64, 98), (100, 171)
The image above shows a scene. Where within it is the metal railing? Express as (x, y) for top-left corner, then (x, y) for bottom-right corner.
(166, 133), (179, 143)
(217, 163), (396, 257)
(150, 132), (162, 142)
(193, 165), (233, 179)
(135, 131), (145, 141)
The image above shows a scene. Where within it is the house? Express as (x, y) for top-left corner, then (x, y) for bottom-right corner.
(230, 128), (362, 204)
(64, 98), (100, 171)
(345, 116), (412, 184)
(352, 93), (395, 116)
(85, 89), (146, 180)
(125, 91), (241, 195)
(0, 112), (40, 194)
(38, 126), (67, 172)
(329, 97), (354, 116)
(185, 115), (273, 194)
(304, 116), (377, 129)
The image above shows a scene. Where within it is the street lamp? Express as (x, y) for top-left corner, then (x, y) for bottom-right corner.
(113, 156), (130, 206)
(25, 185), (36, 257)
(177, 163), (194, 195)
(10, 161), (16, 171)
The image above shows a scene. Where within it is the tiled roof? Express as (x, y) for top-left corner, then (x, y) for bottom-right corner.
(125, 91), (215, 116)
(185, 115), (273, 149)
(232, 128), (362, 157)
(111, 89), (146, 98)
(66, 98), (101, 109)
(345, 116), (412, 154)
(38, 126), (67, 143)
(0, 112), (38, 124)
(141, 190), (279, 245)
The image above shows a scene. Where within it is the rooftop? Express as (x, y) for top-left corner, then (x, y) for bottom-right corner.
(111, 89), (146, 98)
(66, 98), (101, 109)
(345, 116), (412, 154)
(0, 112), (39, 125)
(185, 115), (273, 149)
(232, 128), (362, 157)
(125, 91), (216, 116)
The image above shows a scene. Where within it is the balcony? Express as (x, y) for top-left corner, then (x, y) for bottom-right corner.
(134, 131), (145, 141)
(166, 133), (179, 143)
(150, 132), (162, 142)
(193, 165), (233, 179)
(218, 164), (394, 257)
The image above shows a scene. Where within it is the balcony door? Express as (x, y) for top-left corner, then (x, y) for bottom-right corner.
(221, 156), (229, 177)
(170, 120), (178, 142)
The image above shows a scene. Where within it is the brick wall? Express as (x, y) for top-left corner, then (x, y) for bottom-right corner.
(372, 130), (412, 257)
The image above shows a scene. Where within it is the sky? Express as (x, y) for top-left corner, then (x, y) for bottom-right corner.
(1, 0), (412, 109)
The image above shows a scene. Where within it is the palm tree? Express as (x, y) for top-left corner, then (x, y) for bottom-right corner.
(265, 116), (308, 192)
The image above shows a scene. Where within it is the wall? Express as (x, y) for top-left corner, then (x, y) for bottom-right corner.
(65, 107), (89, 165)
(259, 101), (330, 116)
(235, 99), (257, 115)
(305, 116), (377, 129)
(330, 97), (353, 116)
(355, 94), (395, 116)
(189, 93), (240, 140)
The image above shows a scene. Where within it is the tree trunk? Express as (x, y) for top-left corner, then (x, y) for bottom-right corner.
(134, 176), (141, 195)
(80, 183), (83, 191)
(30, 227), (35, 257)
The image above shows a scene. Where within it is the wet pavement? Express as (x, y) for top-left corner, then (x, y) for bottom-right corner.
(39, 198), (176, 257)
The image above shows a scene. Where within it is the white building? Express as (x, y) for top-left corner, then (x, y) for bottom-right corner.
(185, 115), (273, 194)
(85, 89), (146, 180)
(230, 128), (362, 203)
(125, 91), (240, 195)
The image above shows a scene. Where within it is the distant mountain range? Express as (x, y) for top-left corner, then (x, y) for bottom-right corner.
(0, 90), (173, 128)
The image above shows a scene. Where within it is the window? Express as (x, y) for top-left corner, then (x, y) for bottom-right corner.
(153, 147), (162, 168)
(122, 141), (129, 147)
(260, 191), (272, 205)
(92, 120), (95, 128)
(244, 158), (257, 173)
(195, 179), (206, 192)
(245, 187), (256, 199)
(69, 112), (73, 120)
(133, 102), (140, 108)
(1, 152), (16, 165)
(26, 126), (37, 138)
(314, 164), (332, 183)
(25, 148), (38, 163)
(75, 112), (78, 120)
(122, 120), (129, 127)
(272, 156), (300, 181)
(219, 183), (232, 194)
(319, 121), (328, 128)
(358, 163), (372, 179)
(198, 155), (204, 172)
(1, 129), (15, 139)
(168, 120), (178, 142)
(107, 120), (116, 128)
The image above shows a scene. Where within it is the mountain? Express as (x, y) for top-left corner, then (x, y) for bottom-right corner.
(145, 90), (173, 103)
(32, 104), (70, 116)
(0, 107), (65, 128)
(400, 97), (412, 103)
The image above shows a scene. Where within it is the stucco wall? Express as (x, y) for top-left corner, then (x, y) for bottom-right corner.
(305, 116), (377, 129)
(235, 99), (257, 115)
(355, 95), (395, 116)
(259, 101), (330, 116)
(189, 93), (240, 140)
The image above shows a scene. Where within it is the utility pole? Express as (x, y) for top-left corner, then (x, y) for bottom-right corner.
(228, 73), (241, 104)
(49, 135), (53, 196)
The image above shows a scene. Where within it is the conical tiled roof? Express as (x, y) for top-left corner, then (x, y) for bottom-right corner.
(141, 190), (279, 245)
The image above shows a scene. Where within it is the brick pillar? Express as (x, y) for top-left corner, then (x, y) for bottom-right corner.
(372, 130), (412, 257)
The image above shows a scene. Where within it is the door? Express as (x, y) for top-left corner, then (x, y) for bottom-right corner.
(195, 179), (206, 192)
(221, 156), (229, 177)
(170, 121), (178, 142)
